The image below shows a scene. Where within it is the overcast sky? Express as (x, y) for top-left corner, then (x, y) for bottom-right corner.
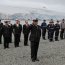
(0, 0), (65, 14)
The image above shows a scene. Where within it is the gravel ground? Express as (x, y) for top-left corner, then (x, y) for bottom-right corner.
(0, 33), (65, 65)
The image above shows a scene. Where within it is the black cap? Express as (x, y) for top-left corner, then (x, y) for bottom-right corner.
(4, 21), (8, 23)
(51, 19), (53, 21)
(62, 19), (65, 21)
(49, 21), (54, 23)
(57, 20), (59, 22)
(43, 19), (46, 21)
(33, 19), (38, 22)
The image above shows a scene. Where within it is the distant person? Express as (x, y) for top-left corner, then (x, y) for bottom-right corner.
(47, 20), (55, 42)
(2, 21), (10, 49)
(23, 21), (30, 46)
(8, 21), (13, 43)
(0, 20), (3, 44)
(29, 19), (41, 62)
(60, 19), (65, 39)
(55, 21), (60, 41)
(13, 20), (22, 47)
(41, 20), (47, 40)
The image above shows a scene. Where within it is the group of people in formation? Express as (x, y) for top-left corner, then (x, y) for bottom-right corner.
(0, 19), (65, 62)
(41, 19), (65, 41)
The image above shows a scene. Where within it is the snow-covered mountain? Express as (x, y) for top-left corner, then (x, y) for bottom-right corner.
(0, 6), (65, 20)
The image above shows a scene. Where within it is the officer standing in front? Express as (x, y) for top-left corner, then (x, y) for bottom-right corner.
(41, 20), (47, 40)
(2, 21), (10, 49)
(55, 20), (60, 41)
(0, 20), (3, 44)
(23, 21), (30, 46)
(29, 19), (41, 62)
(47, 20), (55, 42)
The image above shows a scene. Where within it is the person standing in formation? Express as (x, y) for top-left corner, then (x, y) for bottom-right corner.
(13, 20), (22, 47)
(29, 19), (41, 62)
(41, 20), (47, 40)
(47, 19), (55, 42)
(0, 20), (3, 44)
(60, 19), (65, 39)
(23, 21), (30, 46)
(55, 20), (60, 41)
(2, 21), (10, 49)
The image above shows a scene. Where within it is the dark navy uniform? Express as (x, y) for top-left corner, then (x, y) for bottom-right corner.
(55, 21), (60, 41)
(13, 24), (22, 47)
(23, 24), (30, 46)
(41, 20), (47, 40)
(2, 21), (10, 49)
(0, 20), (3, 44)
(29, 19), (41, 62)
(47, 22), (55, 41)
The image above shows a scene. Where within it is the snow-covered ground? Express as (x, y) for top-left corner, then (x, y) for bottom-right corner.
(0, 33), (65, 65)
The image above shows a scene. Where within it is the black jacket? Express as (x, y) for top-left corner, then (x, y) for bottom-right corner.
(9, 24), (13, 34)
(2, 25), (10, 38)
(41, 22), (47, 30)
(23, 24), (30, 35)
(55, 23), (60, 31)
(47, 24), (55, 33)
(29, 24), (41, 42)
(13, 24), (22, 35)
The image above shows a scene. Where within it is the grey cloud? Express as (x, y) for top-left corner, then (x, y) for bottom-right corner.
(0, 0), (65, 13)
(0, 0), (65, 5)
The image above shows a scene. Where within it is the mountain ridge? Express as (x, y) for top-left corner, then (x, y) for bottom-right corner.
(0, 6), (65, 20)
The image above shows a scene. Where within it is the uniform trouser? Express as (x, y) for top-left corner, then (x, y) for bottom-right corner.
(42, 29), (46, 39)
(31, 41), (39, 60)
(4, 37), (9, 48)
(24, 34), (29, 45)
(14, 34), (20, 47)
(0, 34), (2, 44)
(60, 29), (64, 39)
(55, 31), (59, 40)
(49, 32), (54, 41)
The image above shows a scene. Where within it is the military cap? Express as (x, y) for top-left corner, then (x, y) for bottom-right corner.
(49, 21), (54, 23)
(4, 21), (8, 23)
(62, 19), (65, 21)
(43, 19), (46, 21)
(33, 19), (38, 22)
(57, 20), (59, 22)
